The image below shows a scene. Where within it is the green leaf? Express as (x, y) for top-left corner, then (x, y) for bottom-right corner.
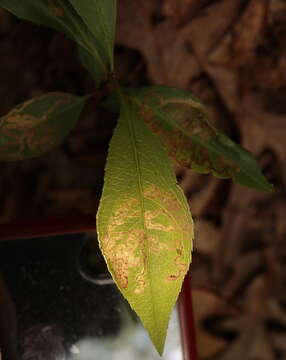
(125, 85), (273, 192)
(69, 0), (116, 71)
(0, 92), (89, 161)
(0, 0), (111, 83)
(97, 92), (193, 354)
(78, 45), (99, 82)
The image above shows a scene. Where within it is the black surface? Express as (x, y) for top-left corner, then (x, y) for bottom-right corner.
(0, 233), (122, 359)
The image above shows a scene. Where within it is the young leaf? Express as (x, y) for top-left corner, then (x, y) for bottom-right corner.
(97, 92), (193, 354)
(126, 86), (273, 192)
(69, 0), (116, 71)
(0, 0), (111, 83)
(78, 46), (99, 82)
(0, 92), (89, 161)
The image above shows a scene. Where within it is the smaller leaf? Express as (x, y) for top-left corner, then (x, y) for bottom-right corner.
(0, 92), (89, 161)
(78, 46), (99, 82)
(69, 0), (117, 71)
(0, 0), (111, 84)
(124, 86), (273, 192)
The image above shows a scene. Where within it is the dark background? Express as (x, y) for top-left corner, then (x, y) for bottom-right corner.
(0, 1), (286, 359)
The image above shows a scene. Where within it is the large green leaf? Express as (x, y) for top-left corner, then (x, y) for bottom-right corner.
(0, 0), (112, 82)
(97, 92), (193, 354)
(69, 0), (116, 71)
(124, 86), (273, 192)
(0, 92), (89, 160)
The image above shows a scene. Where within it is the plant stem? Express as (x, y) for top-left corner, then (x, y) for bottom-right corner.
(178, 271), (198, 360)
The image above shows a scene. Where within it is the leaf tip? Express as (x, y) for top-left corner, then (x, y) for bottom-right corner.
(146, 323), (168, 356)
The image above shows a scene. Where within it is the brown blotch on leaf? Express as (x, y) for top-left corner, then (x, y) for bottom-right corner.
(49, 2), (65, 17)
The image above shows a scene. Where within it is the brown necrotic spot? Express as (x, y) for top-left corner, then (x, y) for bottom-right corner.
(1, 93), (73, 130)
(101, 199), (147, 292)
(0, 94), (72, 159)
(143, 185), (191, 283)
(101, 184), (192, 294)
(49, 2), (65, 17)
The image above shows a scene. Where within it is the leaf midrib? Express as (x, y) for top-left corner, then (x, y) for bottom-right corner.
(124, 99), (160, 337)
